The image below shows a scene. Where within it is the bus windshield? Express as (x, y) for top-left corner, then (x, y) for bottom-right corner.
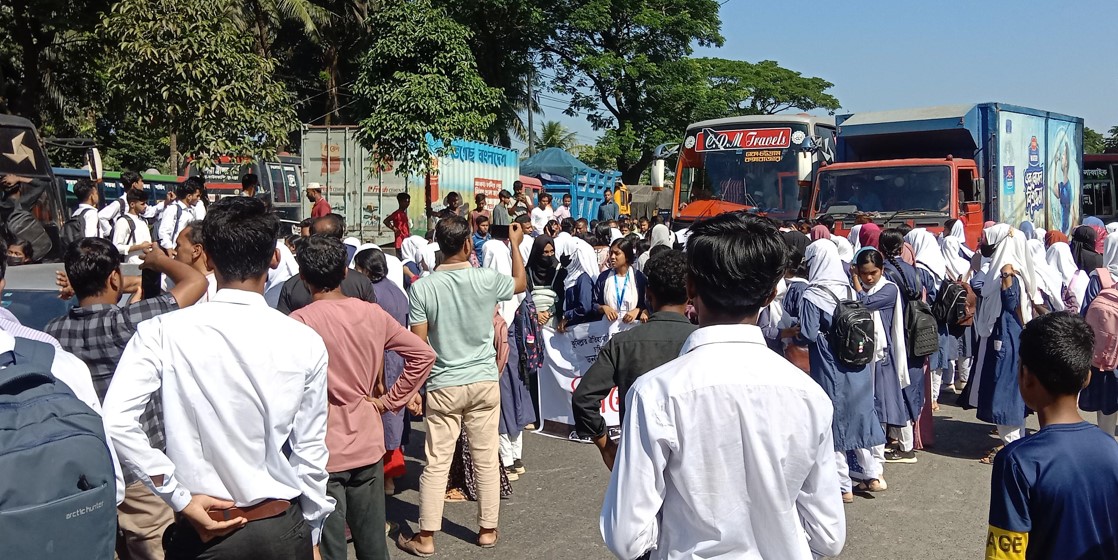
(677, 123), (810, 220)
(815, 165), (952, 215)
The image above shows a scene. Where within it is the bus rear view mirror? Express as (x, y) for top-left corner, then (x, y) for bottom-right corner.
(85, 148), (102, 181)
(651, 159), (666, 189)
(797, 151), (813, 183)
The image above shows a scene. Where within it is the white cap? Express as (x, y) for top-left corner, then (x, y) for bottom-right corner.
(305, 182), (323, 191)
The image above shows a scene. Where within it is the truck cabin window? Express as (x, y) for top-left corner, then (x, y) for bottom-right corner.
(816, 166), (952, 215)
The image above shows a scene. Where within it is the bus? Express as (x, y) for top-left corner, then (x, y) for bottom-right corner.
(1082, 154), (1118, 221)
(0, 115), (70, 261)
(184, 155), (304, 222)
(53, 168), (182, 209)
(654, 114), (836, 228)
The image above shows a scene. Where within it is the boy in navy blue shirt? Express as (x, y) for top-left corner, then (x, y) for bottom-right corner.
(986, 311), (1118, 560)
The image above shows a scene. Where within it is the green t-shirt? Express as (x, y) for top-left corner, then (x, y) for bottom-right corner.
(408, 266), (515, 391)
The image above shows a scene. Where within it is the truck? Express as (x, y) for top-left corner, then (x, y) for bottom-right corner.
(1082, 153), (1118, 221)
(653, 114), (837, 228)
(809, 103), (1084, 246)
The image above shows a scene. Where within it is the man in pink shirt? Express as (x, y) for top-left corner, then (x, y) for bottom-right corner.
(291, 236), (435, 560)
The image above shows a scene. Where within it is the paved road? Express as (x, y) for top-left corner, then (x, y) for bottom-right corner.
(369, 396), (1042, 560)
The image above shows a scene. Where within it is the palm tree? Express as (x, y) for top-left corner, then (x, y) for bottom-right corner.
(533, 121), (579, 151)
(234, 0), (333, 59)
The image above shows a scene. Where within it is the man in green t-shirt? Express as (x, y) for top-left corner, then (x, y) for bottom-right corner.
(399, 217), (527, 557)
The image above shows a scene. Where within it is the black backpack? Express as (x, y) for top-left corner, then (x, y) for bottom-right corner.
(932, 278), (969, 326)
(823, 288), (876, 368)
(60, 207), (94, 249)
(896, 268), (939, 359)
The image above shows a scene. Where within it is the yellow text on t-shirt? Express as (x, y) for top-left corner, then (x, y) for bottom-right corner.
(986, 525), (1028, 560)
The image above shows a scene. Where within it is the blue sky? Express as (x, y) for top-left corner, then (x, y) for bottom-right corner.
(521, 0), (1118, 151)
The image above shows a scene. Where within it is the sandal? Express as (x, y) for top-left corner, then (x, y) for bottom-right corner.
(931, 402), (941, 412)
(979, 446), (1003, 465)
(444, 488), (468, 503)
(842, 492), (854, 504)
(855, 479), (888, 492)
(397, 534), (435, 558)
(477, 528), (499, 549)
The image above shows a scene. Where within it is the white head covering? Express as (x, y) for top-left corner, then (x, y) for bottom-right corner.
(350, 242), (405, 294)
(831, 236), (854, 262)
(265, 239), (300, 292)
(941, 236), (970, 281)
(420, 242), (440, 276)
(565, 238), (598, 291)
(400, 236), (427, 264)
(1048, 242), (1087, 312)
(649, 224), (672, 249)
(862, 268), (910, 388)
(1105, 231), (1118, 278)
(350, 242), (380, 268)
(610, 228), (623, 243)
(1107, 223), (1118, 236)
(905, 228), (947, 282)
(848, 224), (863, 253)
(343, 236), (361, 250)
(803, 239), (852, 315)
(975, 224), (1037, 338)
(948, 220), (975, 258)
(1027, 239), (1065, 312)
(553, 231), (574, 258)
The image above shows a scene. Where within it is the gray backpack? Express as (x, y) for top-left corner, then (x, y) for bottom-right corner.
(0, 338), (116, 559)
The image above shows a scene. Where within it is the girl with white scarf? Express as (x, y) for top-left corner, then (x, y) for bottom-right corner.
(399, 235), (428, 286)
(967, 223), (1036, 456)
(1027, 239), (1066, 312)
(1078, 230), (1118, 436)
(800, 240), (888, 498)
(852, 247), (913, 464)
(1047, 241), (1088, 312)
(557, 238), (600, 331)
(906, 228), (954, 407)
(635, 224), (672, 272)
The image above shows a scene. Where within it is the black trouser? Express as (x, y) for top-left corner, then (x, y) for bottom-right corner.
(321, 460), (387, 560)
(163, 501), (311, 560)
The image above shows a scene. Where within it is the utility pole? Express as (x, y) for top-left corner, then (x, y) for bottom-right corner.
(526, 63), (535, 157)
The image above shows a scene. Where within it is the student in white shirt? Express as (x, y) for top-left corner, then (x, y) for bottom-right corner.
(601, 212), (846, 560)
(158, 179), (201, 250)
(73, 178), (104, 238)
(111, 189), (154, 264)
(530, 192), (555, 236)
(553, 193), (573, 222)
(103, 196), (334, 560)
(98, 170), (147, 232)
(163, 222), (218, 302)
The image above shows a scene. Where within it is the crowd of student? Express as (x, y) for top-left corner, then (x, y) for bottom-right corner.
(5, 165), (1118, 560)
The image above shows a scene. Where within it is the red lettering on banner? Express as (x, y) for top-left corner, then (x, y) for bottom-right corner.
(697, 127), (791, 152)
(473, 177), (503, 211)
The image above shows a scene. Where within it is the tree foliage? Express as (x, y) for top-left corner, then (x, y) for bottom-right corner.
(1085, 127), (1106, 154)
(697, 58), (841, 116)
(533, 121), (579, 151)
(99, 0), (296, 167)
(352, 0), (501, 176)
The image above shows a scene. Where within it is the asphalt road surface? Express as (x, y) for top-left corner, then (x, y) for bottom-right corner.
(369, 395), (1043, 560)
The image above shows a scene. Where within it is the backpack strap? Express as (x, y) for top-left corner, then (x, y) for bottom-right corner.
(0, 338), (57, 389)
(1098, 268), (1114, 291)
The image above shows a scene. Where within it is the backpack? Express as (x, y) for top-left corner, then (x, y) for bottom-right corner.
(109, 215), (138, 262)
(823, 288), (876, 368)
(514, 293), (544, 380)
(895, 266), (939, 359)
(6, 208), (53, 258)
(158, 204), (184, 246)
(0, 338), (116, 560)
(60, 207), (94, 249)
(1085, 268), (1118, 370)
(932, 277), (975, 327)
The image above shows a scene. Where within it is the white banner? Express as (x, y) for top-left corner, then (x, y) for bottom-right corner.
(536, 319), (634, 440)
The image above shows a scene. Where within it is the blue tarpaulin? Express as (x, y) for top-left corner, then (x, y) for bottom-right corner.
(519, 148), (592, 182)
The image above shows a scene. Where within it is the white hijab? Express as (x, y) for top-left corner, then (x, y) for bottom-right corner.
(1105, 231), (1118, 278)
(420, 242), (440, 276)
(949, 220), (974, 258)
(832, 236), (854, 262)
(905, 228), (947, 282)
(610, 228), (623, 243)
(565, 238), (598, 291)
(975, 224), (1036, 338)
(553, 231), (574, 258)
(848, 224), (863, 253)
(265, 240), (300, 293)
(863, 269), (910, 388)
(1048, 242), (1087, 312)
(400, 236), (427, 264)
(941, 236), (970, 281)
(1027, 239), (1065, 312)
(351, 242), (405, 294)
(1107, 223), (1118, 236)
(803, 239), (852, 315)
(636, 224), (673, 271)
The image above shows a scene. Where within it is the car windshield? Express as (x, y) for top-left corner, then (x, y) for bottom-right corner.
(815, 165), (951, 214)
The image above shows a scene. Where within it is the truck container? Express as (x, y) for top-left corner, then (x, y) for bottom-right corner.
(811, 103), (1084, 246)
(519, 147), (621, 220)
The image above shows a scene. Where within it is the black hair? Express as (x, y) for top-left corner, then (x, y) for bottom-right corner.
(182, 220), (205, 246)
(498, 189), (512, 199)
(610, 237), (638, 267)
(686, 212), (787, 319)
(635, 238), (651, 257)
(562, 192), (572, 200)
(242, 173), (259, 191)
(354, 248), (388, 283)
(546, 219), (559, 233)
(10, 239), (32, 262)
(435, 216), (471, 255)
(397, 192), (411, 203)
(64, 237), (121, 299)
(175, 180), (198, 200)
(299, 218), (314, 229)
(854, 248), (884, 268)
(1019, 312), (1095, 396)
(474, 214), (490, 227)
(285, 234), (300, 249)
(121, 171), (142, 191)
(896, 223), (913, 236)
(638, 217), (650, 225)
(943, 218), (958, 232)
(126, 189), (147, 204)
(539, 192), (552, 203)
(817, 214), (835, 231)
(649, 245), (671, 259)
(652, 216), (665, 225)
(561, 218), (576, 234)
(513, 180), (523, 192)
(312, 213), (346, 239)
(513, 213), (531, 226)
(644, 250), (688, 306)
(593, 222), (613, 246)
(202, 197), (279, 282)
(296, 235), (347, 292)
(74, 178), (96, 203)
(879, 228), (905, 258)
(445, 191), (460, 203)
(0, 238), (7, 280)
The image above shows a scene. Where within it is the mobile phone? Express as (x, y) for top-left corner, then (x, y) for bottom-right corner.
(491, 224), (510, 240)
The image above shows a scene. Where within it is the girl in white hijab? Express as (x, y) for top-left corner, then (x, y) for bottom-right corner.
(558, 238), (599, 331)
(1078, 230), (1118, 437)
(800, 240), (887, 497)
(1107, 223), (1118, 236)
(968, 223), (1036, 455)
(941, 236), (971, 281)
(848, 224), (863, 253)
(1047, 241), (1087, 312)
(831, 235), (855, 263)
(946, 219), (974, 259)
(1027, 239), (1065, 312)
(905, 228), (947, 283)
(635, 224), (672, 271)
(907, 227), (955, 405)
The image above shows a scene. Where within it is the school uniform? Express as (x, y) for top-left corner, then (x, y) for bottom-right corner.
(1078, 271), (1118, 418)
(857, 281), (909, 427)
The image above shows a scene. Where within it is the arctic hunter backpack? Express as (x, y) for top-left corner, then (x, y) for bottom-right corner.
(824, 289), (876, 368)
(896, 268), (939, 359)
(514, 293), (544, 380)
(1085, 268), (1118, 370)
(60, 207), (94, 249)
(7, 208), (54, 257)
(0, 338), (117, 560)
(932, 277), (975, 327)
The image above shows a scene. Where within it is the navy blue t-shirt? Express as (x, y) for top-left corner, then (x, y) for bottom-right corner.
(987, 422), (1118, 560)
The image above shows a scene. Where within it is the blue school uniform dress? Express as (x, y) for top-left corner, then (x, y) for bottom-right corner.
(499, 327), (535, 435)
(885, 259), (926, 423)
(973, 277), (1027, 426)
(1078, 271), (1118, 415)
(988, 422), (1118, 560)
(561, 272), (599, 328)
(801, 293), (887, 452)
(858, 282), (909, 427)
(915, 267), (955, 370)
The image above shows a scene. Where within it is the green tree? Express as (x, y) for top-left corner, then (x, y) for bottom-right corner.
(697, 58), (840, 116)
(533, 121), (579, 151)
(1085, 127), (1106, 154)
(100, 0), (296, 170)
(352, 0), (501, 176)
(1107, 126), (1118, 152)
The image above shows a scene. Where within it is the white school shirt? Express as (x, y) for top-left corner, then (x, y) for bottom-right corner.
(601, 324), (845, 560)
(157, 200), (195, 249)
(102, 289), (335, 543)
(530, 205), (554, 236)
(74, 203), (104, 238)
(111, 213), (153, 264)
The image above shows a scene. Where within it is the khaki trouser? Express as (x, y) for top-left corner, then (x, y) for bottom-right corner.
(116, 480), (174, 560)
(418, 380), (501, 532)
